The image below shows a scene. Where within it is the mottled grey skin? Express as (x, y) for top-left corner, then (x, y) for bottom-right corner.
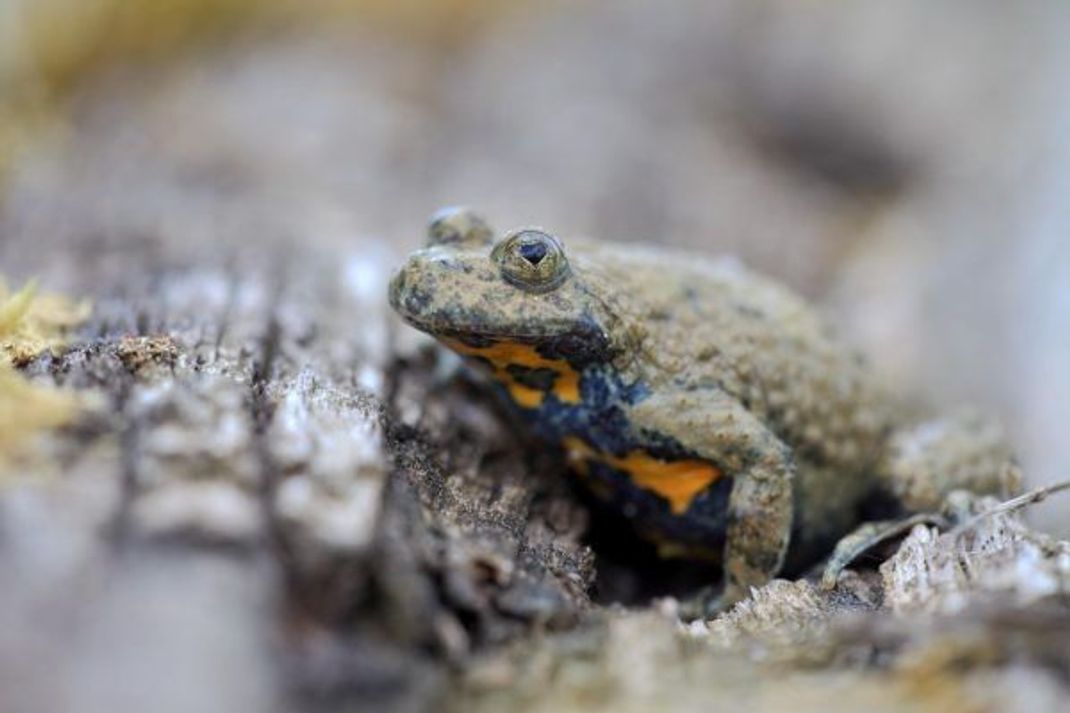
(389, 208), (1018, 606)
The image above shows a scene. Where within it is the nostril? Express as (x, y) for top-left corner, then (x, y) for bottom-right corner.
(518, 241), (548, 265)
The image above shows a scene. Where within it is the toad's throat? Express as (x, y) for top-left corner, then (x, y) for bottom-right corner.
(440, 337), (581, 408)
(563, 436), (722, 515)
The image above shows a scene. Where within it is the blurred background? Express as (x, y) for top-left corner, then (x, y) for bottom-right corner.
(1, 0), (1067, 537)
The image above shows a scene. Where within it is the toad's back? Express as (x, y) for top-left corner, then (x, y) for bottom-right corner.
(570, 240), (895, 477)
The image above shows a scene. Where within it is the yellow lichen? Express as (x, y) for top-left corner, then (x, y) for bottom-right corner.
(0, 278), (90, 472)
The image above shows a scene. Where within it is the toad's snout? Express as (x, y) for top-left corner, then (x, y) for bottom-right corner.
(387, 257), (433, 323)
(387, 248), (473, 328)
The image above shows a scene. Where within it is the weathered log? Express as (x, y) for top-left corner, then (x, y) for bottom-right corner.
(1, 3), (1068, 710)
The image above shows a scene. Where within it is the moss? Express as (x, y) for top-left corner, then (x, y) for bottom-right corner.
(0, 278), (90, 367)
(0, 278), (90, 471)
(0, 365), (83, 468)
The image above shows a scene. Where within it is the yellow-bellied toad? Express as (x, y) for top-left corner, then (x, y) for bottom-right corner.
(389, 207), (1019, 607)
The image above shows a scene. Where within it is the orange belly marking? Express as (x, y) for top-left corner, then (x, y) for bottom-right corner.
(440, 338), (581, 408)
(562, 436), (721, 515)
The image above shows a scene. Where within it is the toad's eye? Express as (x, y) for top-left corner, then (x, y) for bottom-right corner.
(426, 206), (494, 247)
(492, 229), (570, 293)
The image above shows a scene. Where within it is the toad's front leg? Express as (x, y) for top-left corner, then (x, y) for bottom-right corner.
(629, 388), (796, 609)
